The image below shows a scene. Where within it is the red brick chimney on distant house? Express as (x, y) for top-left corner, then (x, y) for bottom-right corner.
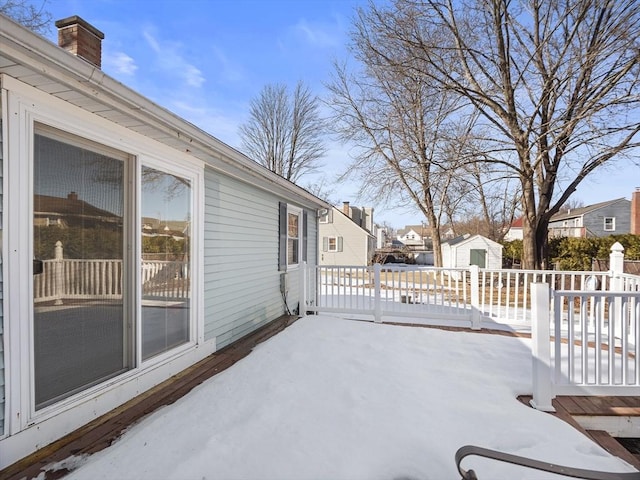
(343, 201), (351, 218)
(55, 16), (104, 68)
(632, 187), (640, 235)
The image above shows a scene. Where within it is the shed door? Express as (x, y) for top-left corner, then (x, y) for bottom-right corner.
(470, 249), (486, 268)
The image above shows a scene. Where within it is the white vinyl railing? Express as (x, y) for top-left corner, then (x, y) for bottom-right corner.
(531, 284), (640, 411)
(34, 258), (190, 304)
(307, 264), (477, 324)
(304, 264), (618, 327)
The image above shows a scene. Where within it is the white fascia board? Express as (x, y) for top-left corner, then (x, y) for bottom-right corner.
(0, 15), (329, 211)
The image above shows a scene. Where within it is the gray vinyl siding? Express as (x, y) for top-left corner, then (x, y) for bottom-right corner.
(0, 119), (4, 435)
(584, 200), (631, 237)
(203, 167), (316, 348)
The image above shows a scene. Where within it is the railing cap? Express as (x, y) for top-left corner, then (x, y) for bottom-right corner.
(611, 241), (624, 253)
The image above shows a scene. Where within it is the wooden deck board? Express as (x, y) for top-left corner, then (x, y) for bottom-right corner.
(556, 396), (640, 417)
(0, 315), (298, 480)
(519, 395), (640, 471)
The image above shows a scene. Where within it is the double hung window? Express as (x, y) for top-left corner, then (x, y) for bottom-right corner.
(604, 217), (615, 231)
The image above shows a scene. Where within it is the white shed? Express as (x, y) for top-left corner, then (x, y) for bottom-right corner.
(441, 234), (503, 269)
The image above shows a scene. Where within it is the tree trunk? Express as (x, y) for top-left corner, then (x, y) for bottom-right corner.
(520, 179), (539, 270)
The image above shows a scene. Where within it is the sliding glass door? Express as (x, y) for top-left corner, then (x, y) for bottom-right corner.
(33, 127), (130, 409)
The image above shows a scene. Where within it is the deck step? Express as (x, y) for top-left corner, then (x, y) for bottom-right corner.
(587, 430), (640, 470)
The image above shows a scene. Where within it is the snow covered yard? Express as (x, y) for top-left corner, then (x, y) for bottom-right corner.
(61, 315), (635, 479)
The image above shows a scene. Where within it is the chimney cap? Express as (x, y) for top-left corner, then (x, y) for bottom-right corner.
(55, 15), (104, 39)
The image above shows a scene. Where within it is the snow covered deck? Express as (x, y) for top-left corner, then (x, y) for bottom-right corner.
(3, 315), (639, 479)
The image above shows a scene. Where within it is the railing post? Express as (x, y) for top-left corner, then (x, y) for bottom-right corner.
(610, 242), (625, 339)
(374, 263), (382, 323)
(300, 261), (308, 317)
(469, 265), (481, 330)
(530, 282), (555, 412)
(54, 240), (64, 306)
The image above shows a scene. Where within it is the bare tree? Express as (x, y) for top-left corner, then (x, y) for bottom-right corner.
(1, 0), (51, 35)
(239, 81), (326, 183)
(446, 162), (521, 242)
(351, 0), (640, 269)
(326, 13), (484, 267)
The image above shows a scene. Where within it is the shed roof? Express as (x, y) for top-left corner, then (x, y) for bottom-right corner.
(443, 234), (502, 248)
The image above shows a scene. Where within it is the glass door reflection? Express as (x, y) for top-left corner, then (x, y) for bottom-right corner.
(141, 166), (191, 360)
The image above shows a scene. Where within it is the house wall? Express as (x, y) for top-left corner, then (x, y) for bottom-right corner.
(319, 209), (371, 266)
(0, 76), (321, 467)
(203, 168), (312, 348)
(583, 200), (631, 237)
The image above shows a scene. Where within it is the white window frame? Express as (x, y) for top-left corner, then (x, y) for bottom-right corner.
(327, 236), (338, 252)
(4, 77), (205, 431)
(604, 217), (615, 231)
(287, 205), (302, 269)
(137, 156), (201, 367)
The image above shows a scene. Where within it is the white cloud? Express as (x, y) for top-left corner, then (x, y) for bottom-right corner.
(210, 46), (244, 83)
(106, 51), (138, 76)
(293, 18), (341, 48)
(142, 28), (205, 88)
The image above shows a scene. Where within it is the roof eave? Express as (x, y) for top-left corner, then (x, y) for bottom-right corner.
(0, 15), (329, 210)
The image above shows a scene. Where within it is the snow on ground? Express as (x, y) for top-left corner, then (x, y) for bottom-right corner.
(61, 315), (636, 480)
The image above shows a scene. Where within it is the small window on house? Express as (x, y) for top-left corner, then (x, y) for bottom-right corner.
(604, 217), (615, 231)
(279, 203), (306, 270)
(288, 211), (300, 265)
(322, 236), (343, 252)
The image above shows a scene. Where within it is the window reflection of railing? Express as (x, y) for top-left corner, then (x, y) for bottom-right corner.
(34, 258), (190, 304)
(141, 260), (190, 299)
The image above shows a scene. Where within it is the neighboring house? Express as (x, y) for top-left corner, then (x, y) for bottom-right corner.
(441, 234), (503, 269)
(319, 202), (376, 266)
(504, 217), (524, 241)
(396, 224), (429, 248)
(548, 197), (632, 238)
(375, 225), (389, 249)
(0, 15), (329, 469)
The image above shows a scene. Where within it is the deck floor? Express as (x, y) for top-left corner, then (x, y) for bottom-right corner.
(519, 395), (640, 470)
(1, 315), (299, 480)
(5, 320), (640, 478)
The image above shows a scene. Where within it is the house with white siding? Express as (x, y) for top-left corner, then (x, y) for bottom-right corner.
(396, 224), (429, 248)
(0, 15), (329, 469)
(319, 202), (376, 266)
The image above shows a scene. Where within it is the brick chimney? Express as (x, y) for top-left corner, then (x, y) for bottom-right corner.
(55, 16), (105, 68)
(632, 188), (640, 235)
(343, 201), (350, 217)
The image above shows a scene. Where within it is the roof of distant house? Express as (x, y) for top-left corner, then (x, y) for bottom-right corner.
(550, 198), (628, 222)
(397, 225), (428, 236)
(34, 193), (120, 219)
(510, 217), (524, 228)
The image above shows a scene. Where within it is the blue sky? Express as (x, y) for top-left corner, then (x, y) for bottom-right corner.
(42, 0), (639, 228)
